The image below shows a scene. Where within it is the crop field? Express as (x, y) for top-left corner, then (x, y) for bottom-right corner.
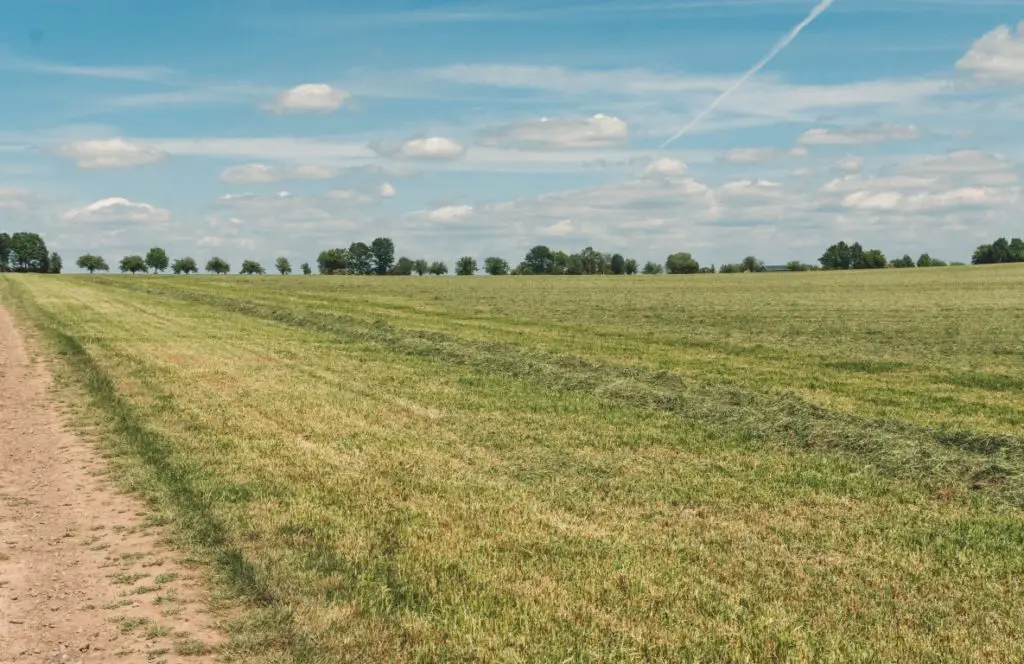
(2, 266), (1024, 662)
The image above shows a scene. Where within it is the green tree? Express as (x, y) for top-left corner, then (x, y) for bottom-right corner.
(456, 256), (478, 276)
(119, 255), (147, 274)
(145, 247), (169, 273)
(413, 259), (429, 276)
(786, 260), (809, 272)
(550, 250), (570, 275)
(76, 254), (109, 273)
(317, 248), (350, 275)
(483, 256), (509, 276)
(624, 258), (638, 275)
(9, 232), (49, 272)
(49, 252), (62, 274)
(301, 262), (312, 275)
(205, 256), (230, 274)
(819, 241), (852, 270)
(391, 256), (415, 275)
(642, 261), (664, 275)
(890, 255), (915, 269)
(565, 254), (584, 275)
(917, 253), (934, 268)
(860, 249), (888, 269)
(428, 261), (448, 276)
(171, 257), (198, 274)
(349, 242), (374, 275)
(719, 263), (743, 274)
(524, 245), (553, 275)
(741, 256), (765, 273)
(275, 257), (292, 275)
(666, 252), (700, 274)
(1010, 238), (1024, 262)
(0, 232), (10, 271)
(610, 253), (626, 275)
(240, 259), (265, 275)
(370, 237), (396, 275)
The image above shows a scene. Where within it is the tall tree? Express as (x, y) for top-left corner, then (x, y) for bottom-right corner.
(240, 259), (265, 275)
(9, 232), (49, 272)
(890, 255), (915, 268)
(349, 242), (374, 275)
(456, 256), (478, 276)
(119, 255), (147, 274)
(172, 257), (198, 274)
(610, 253), (626, 275)
(391, 256), (415, 275)
(1010, 238), (1024, 262)
(49, 252), (62, 274)
(76, 254), (109, 273)
(317, 248), (350, 275)
(428, 261), (449, 276)
(624, 258), (638, 275)
(524, 245), (554, 275)
(301, 262), (312, 275)
(145, 247), (169, 273)
(205, 257), (230, 274)
(741, 256), (765, 273)
(819, 241), (852, 270)
(413, 259), (429, 276)
(665, 252), (700, 274)
(275, 257), (292, 275)
(551, 250), (570, 275)
(370, 237), (396, 275)
(483, 256), (510, 276)
(0, 232), (10, 272)
(642, 261), (664, 275)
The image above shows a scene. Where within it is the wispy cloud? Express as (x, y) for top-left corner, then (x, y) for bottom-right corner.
(0, 50), (175, 82)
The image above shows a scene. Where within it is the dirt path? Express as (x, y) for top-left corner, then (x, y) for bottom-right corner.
(0, 304), (222, 663)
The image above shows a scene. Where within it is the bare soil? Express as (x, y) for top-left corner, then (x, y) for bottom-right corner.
(0, 305), (222, 663)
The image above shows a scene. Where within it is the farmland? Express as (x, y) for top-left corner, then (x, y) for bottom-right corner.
(2, 266), (1024, 662)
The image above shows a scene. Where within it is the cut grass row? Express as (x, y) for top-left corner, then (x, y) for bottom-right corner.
(3, 269), (1024, 662)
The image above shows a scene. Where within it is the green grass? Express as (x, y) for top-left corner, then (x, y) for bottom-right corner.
(3, 267), (1024, 662)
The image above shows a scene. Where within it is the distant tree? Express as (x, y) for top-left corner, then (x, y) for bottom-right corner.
(349, 242), (374, 275)
(391, 256), (415, 276)
(666, 252), (700, 274)
(524, 245), (554, 275)
(890, 254), (915, 269)
(275, 257), (292, 275)
(623, 258), (638, 275)
(413, 259), (429, 276)
(0, 232), (10, 272)
(9, 232), (49, 272)
(917, 253), (934, 268)
(550, 250), (570, 275)
(859, 249), (888, 269)
(565, 254), (584, 275)
(145, 247), (169, 273)
(577, 246), (606, 275)
(119, 255), (147, 274)
(240, 259), (265, 275)
(972, 244), (995, 265)
(973, 237), (1024, 264)
(1010, 238), (1024, 262)
(610, 253), (626, 275)
(428, 260), (448, 276)
(76, 254), (109, 274)
(741, 256), (765, 273)
(719, 263), (743, 274)
(317, 248), (350, 275)
(301, 262), (312, 275)
(642, 261), (664, 275)
(819, 241), (852, 270)
(483, 256), (510, 276)
(370, 237), (396, 275)
(950, 261), (967, 267)
(171, 257), (198, 274)
(205, 256), (230, 274)
(49, 252), (62, 274)
(930, 259), (948, 267)
(456, 256), (478, 276)
(786, 260), (809, 272)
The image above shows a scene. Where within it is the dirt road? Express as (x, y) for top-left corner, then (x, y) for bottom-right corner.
(0, 304), (221, 662)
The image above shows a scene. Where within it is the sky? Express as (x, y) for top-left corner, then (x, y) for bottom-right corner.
(2, 0), (1023, 271)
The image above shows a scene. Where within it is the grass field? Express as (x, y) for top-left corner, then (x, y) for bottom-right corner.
(3, 266), (1024, 662)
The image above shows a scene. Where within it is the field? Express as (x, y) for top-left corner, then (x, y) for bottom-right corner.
(2, 266), (1024, 662)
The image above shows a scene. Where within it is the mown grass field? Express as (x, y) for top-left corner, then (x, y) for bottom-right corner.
(2, 266), (1024, 662)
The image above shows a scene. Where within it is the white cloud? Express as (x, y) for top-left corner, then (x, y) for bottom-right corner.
(721, 147), (807, 163)
(0, 187), (35, 211)
(290, 164), (338, 180)
(537, 219), (579, 237)
(326, 189), (374, 204)
(956, 22), (1024, 83)
(62, 197), (170, 222)
(378, 182), (397, 198)
(643, 157), (687, 177)
(425, 204), (473, 222)
(834, 156), (863, 172)
(268, 83), (350, 114)
(799, 124), (920, 145)
(821, 175), (939, 194)
(220, 163), (278, 183)
(57, 138), (166, 169)
(478, 114), (628, 149)
(718, 179), (784, 198)
(841, 187), (1018, 212)
(400, 137), (466, 159)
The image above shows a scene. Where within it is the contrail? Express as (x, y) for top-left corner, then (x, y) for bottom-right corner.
(661, 0), (836, 148)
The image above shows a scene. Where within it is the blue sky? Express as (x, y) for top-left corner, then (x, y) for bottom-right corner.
(2, 0), (1023, 271)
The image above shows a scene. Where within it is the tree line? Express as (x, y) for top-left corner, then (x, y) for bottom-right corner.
(0, 232), (62, 273)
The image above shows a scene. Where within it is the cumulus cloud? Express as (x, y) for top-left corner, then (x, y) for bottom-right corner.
(956, 22), (1024, 83)
(841, 187), (1017, 212)
(290, 164), (338, 180)
(62, 197), (170, 222)
(721, 147), (807, 163)
(399, 137), (466, 159)
(378, 182), (397, 198)
(478, 114), (628, 149)
(268, 83), (350, 114)
(425, 204), (473, 222)
(642, 157), (687, 177)
(717, 179), (784, 198)
(57, 138), (166, 169)
(0, 187), (36, 211)
(798, 124), (920, 145)
(833, 156), (863, 172)
(219, 162), (341, 183)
